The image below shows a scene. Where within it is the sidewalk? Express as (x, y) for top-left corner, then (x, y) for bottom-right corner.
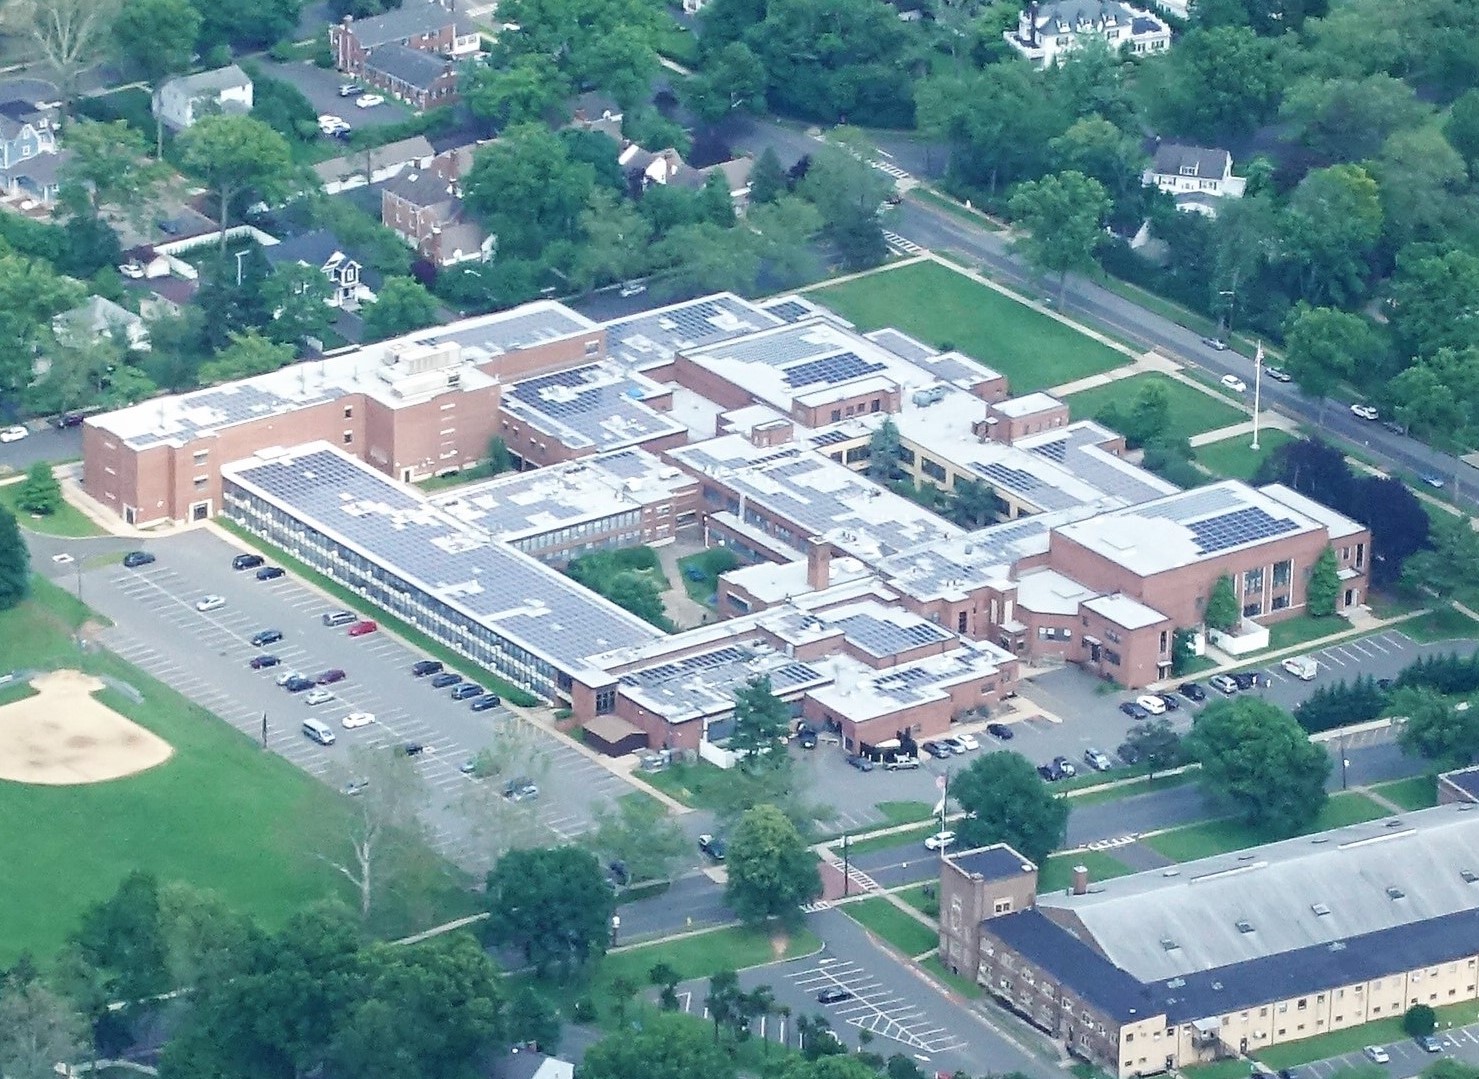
(1188, 413), (1301, 448)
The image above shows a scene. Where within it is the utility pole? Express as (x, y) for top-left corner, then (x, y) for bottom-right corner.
(1251, 341), (1263, 451)
(842, 833), (850, 897)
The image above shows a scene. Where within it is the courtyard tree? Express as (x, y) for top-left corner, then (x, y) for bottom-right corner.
(362, 277), (440, 342)
(1007, 170), (1111, 308)
(0, 506), (28, 611)
(483, 846), (615, 976)
(1394, 685), (1479, 770)
(724, 804), (822, 925)
(1307, 546), (1340, 617)
(952, 751), (1068, 864)
(1403, 1004), (1437, 1038)
(1188, 698), (1330, 834)
(580, 1012), (737, 1079)
(1204, 574), (1240, 632)
(729, 674), (791, 765)
(15, 462), (61, 516)
(177, 114), (295, 253)
(866, 417), (904, 482)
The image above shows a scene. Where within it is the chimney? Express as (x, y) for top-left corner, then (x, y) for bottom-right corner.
(806, 538), (832, 592)
(1029, 0), (1038, 46)
(1072, 865), (1089, 896)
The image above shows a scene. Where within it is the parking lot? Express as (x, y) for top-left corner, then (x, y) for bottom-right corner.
(791, 957), (967, 1054)
(46, 528), (637, 869)
(1291, 1019), (1479, 1079)
(258, 60), (414, 132)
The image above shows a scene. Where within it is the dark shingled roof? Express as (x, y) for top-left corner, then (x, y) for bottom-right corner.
(1151, 143), (1230, 179)
(364, 43), (452, 92)
(948, 844), (1036, 883)
(344, 1), (460, 48)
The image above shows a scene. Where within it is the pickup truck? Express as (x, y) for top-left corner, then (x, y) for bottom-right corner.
(884, 755), (920, 771)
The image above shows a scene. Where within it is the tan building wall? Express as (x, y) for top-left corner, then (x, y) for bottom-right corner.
(938, 849), (1039, 979)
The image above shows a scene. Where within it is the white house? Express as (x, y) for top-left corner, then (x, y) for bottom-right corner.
(53, 296), (150, 351)
(152, 65), (254, 132)
(489, 1050), (574, 1079)
(263, 230), (379, 310)
(1004, 0), (1170, 67)
(1143, 143), (1247, 216)
(313, 135), (436, 195)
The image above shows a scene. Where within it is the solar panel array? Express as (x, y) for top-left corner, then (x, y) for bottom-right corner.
(128, 382), (339, 449)
(970, 460), (1079, 512)
(429, 306), (591, 355)
(782, 351), (886, 388)
(505, 364), (683, 450)
(834, 612), (950, 657)
(718, 328), (836, 368)
(1188, 506), (1300, 554)
(810, 430), (851, 448)
(605, 296), (782, 368)
(765, 300), (812, 323)
(616, 642), (825, 719)
(1136, 486), (1243, 523)
(866, 328), (937, 363)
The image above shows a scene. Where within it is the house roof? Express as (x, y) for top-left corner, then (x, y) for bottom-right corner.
(364, 43), (452, 91)
(489, 1051), (574, 1079)
(437, 219), (492, 259)
(382, 168), (457, 210)
(313, 135), (435, 185)
(58, 295), (144, 335)
(0, 100), (52, 140)
(265, 229), (383, 290)
(162, 64), (252, 96)
(0, 78), (59, 109)
(1150, 143), (1230, 178)
(342, 1), (463, 47)
(0, 146), (65, 187)
(947, 844), (1037, 883)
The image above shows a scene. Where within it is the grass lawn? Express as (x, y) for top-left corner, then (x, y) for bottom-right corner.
(0, 483), (106, 538)
(842, 898), (938, 957)
(1195, 429), (1297, 481)
(810, 260), (1125, 393)
(0, 582), (481, 964)
(1183, 1059), (1259, 1079)
(897, 882), (939, 918)
(1401, 603), (1479, 644)
(874, 800), (936, 826)
(1370, 775), (1438, 812)
(1038, 851), (1135, 894)
(1262, 613), (1351, 653)
(840, 821), (941, 857)
(1254, 999), (1479, 1069)
(1146, 792), (1390, 863)
(677, 548), (740, 607)
(655, 16), (699, 66)
(218, 519), (539, 706)
(1065, 373), (1247, 443)
(638, 758), (727, 810)
(919, 954), (983, 999)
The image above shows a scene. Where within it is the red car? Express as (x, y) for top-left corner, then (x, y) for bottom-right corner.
(315, 668), (347, 685)
(347, 619), (378, 637)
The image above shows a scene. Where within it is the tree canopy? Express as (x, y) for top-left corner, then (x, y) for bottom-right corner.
(951, 752), (1068, 864)
(724, 804), (823, 925)
(482, 846), (615, 975)
(1188, 698), (1330, 834)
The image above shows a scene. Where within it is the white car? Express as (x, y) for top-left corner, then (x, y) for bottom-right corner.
(342, 711), (375, 729)
(194, 594), (226, 612)
(0, 425), (27, 443)
(317, 114), (350, 134)
(355, 93), (384, 108)
(304, 688), (334, 705)
(1363, 1047), (1390, 1065)
(1351, 403), (1379, 421)
(1220, 374), (1247, 393)
(957, 732), (980, 751)
(924, 830), (957, 851)
(118, 261), (145, 279)
(1136, 694), (1167, 716)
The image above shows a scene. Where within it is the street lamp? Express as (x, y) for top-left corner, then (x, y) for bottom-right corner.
(842, 834), (850, 897)
(1340, 735), (1349, 790)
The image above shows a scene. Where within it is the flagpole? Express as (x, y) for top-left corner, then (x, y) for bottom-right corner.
(1251, 342), (1263, 451)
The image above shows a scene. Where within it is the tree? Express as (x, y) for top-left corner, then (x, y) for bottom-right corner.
(465, 124), (596, 262)
(1171, 628), (1199, 677)
(1444, 89), (1479, 179)
(1204, 574), (1240, 633)
(1394, 685), (1479, 770)
(487, 436), (513, 475)
(197, 329), (295, 385)
(704, 969), (740, 1043)
(193, 0), (302, 51)
(1188, 698), (1330, 833)
(581, 1012), (737, 1079)
(1123, 379), (1171, 448)
(72, 871), (171, 1007)
(1281, 305), (1386, 418)
(1122, 719), (1183, 779)
(502, 985), (560, 1051)
(729, 675), (791, 765)
(1144, 26), (1286, 141)
(262, 262), (333, 346)
(586, 792), (688, 886)
(0, 253), (87, 394)
(483, 846), (616, 975)
(798, 146), (890, 272)
(15, 463), (61, 517)
(866, 417), (903, 482)
(1391, 347), (1479, 455)
(177, 115), (295, 253)
(0, 975), (87, 1079)
(749, 195), (823, 288)
(321, 746), (430, 921)
(653, 221), (761, 298)
(1278, 74), (1428, 165)
(572, 188), (652, 293)
(1370, 126), (1467, 247)
(495, 0), (660, 110)
(749, 147), (787, 205)
(1049, 116), (1145, 212)
(113, 0), (201, 82)
(1402, 513), (1479, 601)
(1007, 171), (1110, 309)
(951, 752), (1068, 864)
(157, 882), (265, 993)
(1279, 164), (1384, 308)
(794, 1014), (846, 1060)
(58, 120), (169, 220)
(725, 804), (822, 925)
(947, 478), (999, 529)
(23, 0), (118, 104)
(684, 42), (767, 124)
(1307, 546), (1340, 618)
(463, 56), (568, 130)
(1403, 1003), (1437, 1039)
(0, 507), (31, 612)
(362, 277), (439, 342)
(1388, 247), (1479, 363)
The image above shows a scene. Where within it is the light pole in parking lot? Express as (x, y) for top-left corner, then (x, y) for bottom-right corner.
(1340, 735), (1349, 791)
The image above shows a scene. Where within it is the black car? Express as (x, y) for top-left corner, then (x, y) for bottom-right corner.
(1158, 693), (1180, 711)
(816, 987), (852, 1004)
(53, 410), (85, 428)
(250, 628), (284, 647)
(122, 550), (155, 568)
(1377, 677), (1394, 691)
(1179, 682), (1207, 702)
(1120, 700), (1150, 720)
(232, 553), (265, 571)
(986, 722), (1014, 739)
(798, 726), (818, 749)
(450, 682), (484, 700)
(411, 659), (444, 677)
(1232, 671), (1259, 690)
(403, 742), (425, 756)
(430, 672), (462, 688)
(283, 675), (314, 692)
(608, 860), (630, 887)
(249, 654), (281, 670)
(255, 565), (285, 580)
(698, 833), (726, 859)
(1037, 762), (1063, 781)
(470, 694), (502, 711)
(504, 776), (539, 802)
(1117, 742), (1140, 765)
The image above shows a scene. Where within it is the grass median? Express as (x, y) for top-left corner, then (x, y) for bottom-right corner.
(1065, 373), (1247, 443)
(1146, 792), (1390, 863)
(0, 482), (107, 538)
(842, 897), (938, 957)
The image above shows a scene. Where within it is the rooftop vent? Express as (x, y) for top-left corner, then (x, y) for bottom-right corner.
(1386, 886), (1406, 900)
(1462, 870), (1478, 884)
(1236, 920), (1254, 934)
(1329, 941), (1347, 952)
(1311, 903), (1331, 916)
(1160, 938), (1180, 952)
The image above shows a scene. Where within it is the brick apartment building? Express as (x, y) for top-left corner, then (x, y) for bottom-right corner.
(329, 2), (480, 108)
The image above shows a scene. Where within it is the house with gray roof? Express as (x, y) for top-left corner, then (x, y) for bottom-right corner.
(264, 230), (380, 310)
(1005, 0), (1170, 66)
(330, 1), (480, 109)
(152, 65), (253, 132)
(1143, 143), (1248, 216)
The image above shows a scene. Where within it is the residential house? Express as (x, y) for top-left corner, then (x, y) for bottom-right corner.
(1004, 0), (1169, 66)
(124, 276), (199, 322)
(152, 65), (254, 132)
(119, 246), (174, 280)
(313, 135), (436, 194)
(617, 142), (753, 210)
(53, 296), (150, 351)
(381, 169), (493, 267)
(264, 230), (380, 309)
(329, 2), (480, 107)
(0, 96), (61, 204)
(1142, 143), (1247, 216)
(488, 1050), (574, 1079)
(567, 93), (624, 142)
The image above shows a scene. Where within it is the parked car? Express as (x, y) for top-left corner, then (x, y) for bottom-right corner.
(1351, 403), (1379, 421)
(195, 594), (226, 612)
(1362, 1047), (1390, 1064)
(322, 609), (357, 627)
(1417, 1035), (1443, 1053)
(337, 82), (363, 96)
(938, 736), (968, 755)
(122, 550), (155, 568)
(816, 986), (852, 1004)
(411, 659), (443, 677)
(355, 93), (384, 108)
(797, 726), (818, 749)
(1232, 671), (1260, 690)
(884, 755), (919, 770)
(1209, 674), (1239, 695)
(922, 741), (953, 760)
(957, 732), (980, 750)
(255, 565), (285, 580)
(231, 553), (265, 570)
(1136, 694), (1167, 715)
(250, 629), (284, 647)
(1264, 365), (1292, 382)
(276, 669), (303, 686)
(248, 654), (281, 670)
(924, 830), (956, 851)
(403, 742), (425, 756)
(1052, 755), (1077, 778)
(1282, 655), (1318, 681)
(504, 776), (539, 801)
(618, 280), (647, 297)
(314, 669), (346, 685)
(1119, 700), (1150, 720)
(1220, 374), (1247, 393)
(1421, 474), (1445, 489)
(1083, 748), (1112, 772)
(698, 834), (726, 859)
(986, 722), (1014, 740)
(342, 711), (374, 729)
(0, 424), (28, 442)
(1117, 742), (1140, 765)
(1179, 682), (1207, 702)
(846, 754), (875, 772)
(1158, 693), (1180, 711)
(304, 688), (334, 705)
(1201, 337), (1228, 351)
(344, 778), (370, 796)
(347, 619), (378, 636)
(450, 682), (484, 700)
(470, 694), (502, 711)
(430, 672), (462, 688)
(1038, 762), (1064, 781)
(283, 676), (314, 693)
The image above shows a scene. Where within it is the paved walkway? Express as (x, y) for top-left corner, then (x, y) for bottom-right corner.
(652, 537), (716, 631)
(1049, 349), (1180, 397)
(1188, 414), (1302, 448)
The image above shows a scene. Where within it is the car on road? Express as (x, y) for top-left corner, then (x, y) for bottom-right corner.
(53, 411), (85, 428)
(355, 93), (384, 108)
(1052, 755), (1077, 778)
(429, 671), (462, 688)
(255, 565), (285, 581)
(1264, 365), (1292, 382)
(0, 424), (28, 442)
(344, 778), (369, 796)
(816, 986), (852, 1004)
(450, 682), (484, 700)
(1179, 682), (1206, 701)
(315, 668), (347, 685)
(250, 629), (284, 647)
(1157, 693), (1180, 711)
(1422, 474), (1445, 489)
(1119, 700), (1150, 720)
(1201, 337), (1229, 351)
(347, 619), (378, 636)
(411, 659), (444, 677)
(884, 755), (919, 770)
(1351, 403), (1379, 421)
(122, 551), (155, 568)
(1416, 1035), (1443, 1053)
(1209, 674), (1239, 695)
(342, 711), (374, 729)
(249, 654), (281, 670)
(957, 732), (980, 750)
(232, 553), (266, 570)
(1220, 374), (1247, 393)
(698, 833), (726, 859)
(1136, 694), (1167, 715)
(939, 735), (968, 755)
(470, 693), (502, 711)
(1084, 748), (1113, 772)
(304, 688), (334, 705)
(337, 82), (363, 96)
(986, 722), (1014, 740)
(1363, 1047), (1390, 1064)
(924, 829), (957, 851)
(195, 594), (226, 612)
(283, 675), (314, 693)
(846, 754), (875, 772)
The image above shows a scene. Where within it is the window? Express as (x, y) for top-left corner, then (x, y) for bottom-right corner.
(1272, 559), (1292, 587)
(343, 431), (353, 445)
(1159, 630), (1168, 652)
(595, 688), (616, 714)
(1272, 595), (1289, 610)
(993, 897), (1013, 914)
(831, 409), (843, 422)
(193, 476), (208, 490)
(958, 611), (968, 633)
(1105, 648), (1121, 666)
(1243, 601), (1262, 618)
(922, 458), (947, 482)
(193, 450), (209, 465)
(871, 399), (881, 413)
(585, 339), (600, 357)
(344, 405), (354, 419)
(1243, 567), (1264, 593)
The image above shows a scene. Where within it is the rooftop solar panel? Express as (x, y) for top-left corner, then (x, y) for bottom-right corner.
(1189, 506), (1300, 554)
(783, 351), (885, 388)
